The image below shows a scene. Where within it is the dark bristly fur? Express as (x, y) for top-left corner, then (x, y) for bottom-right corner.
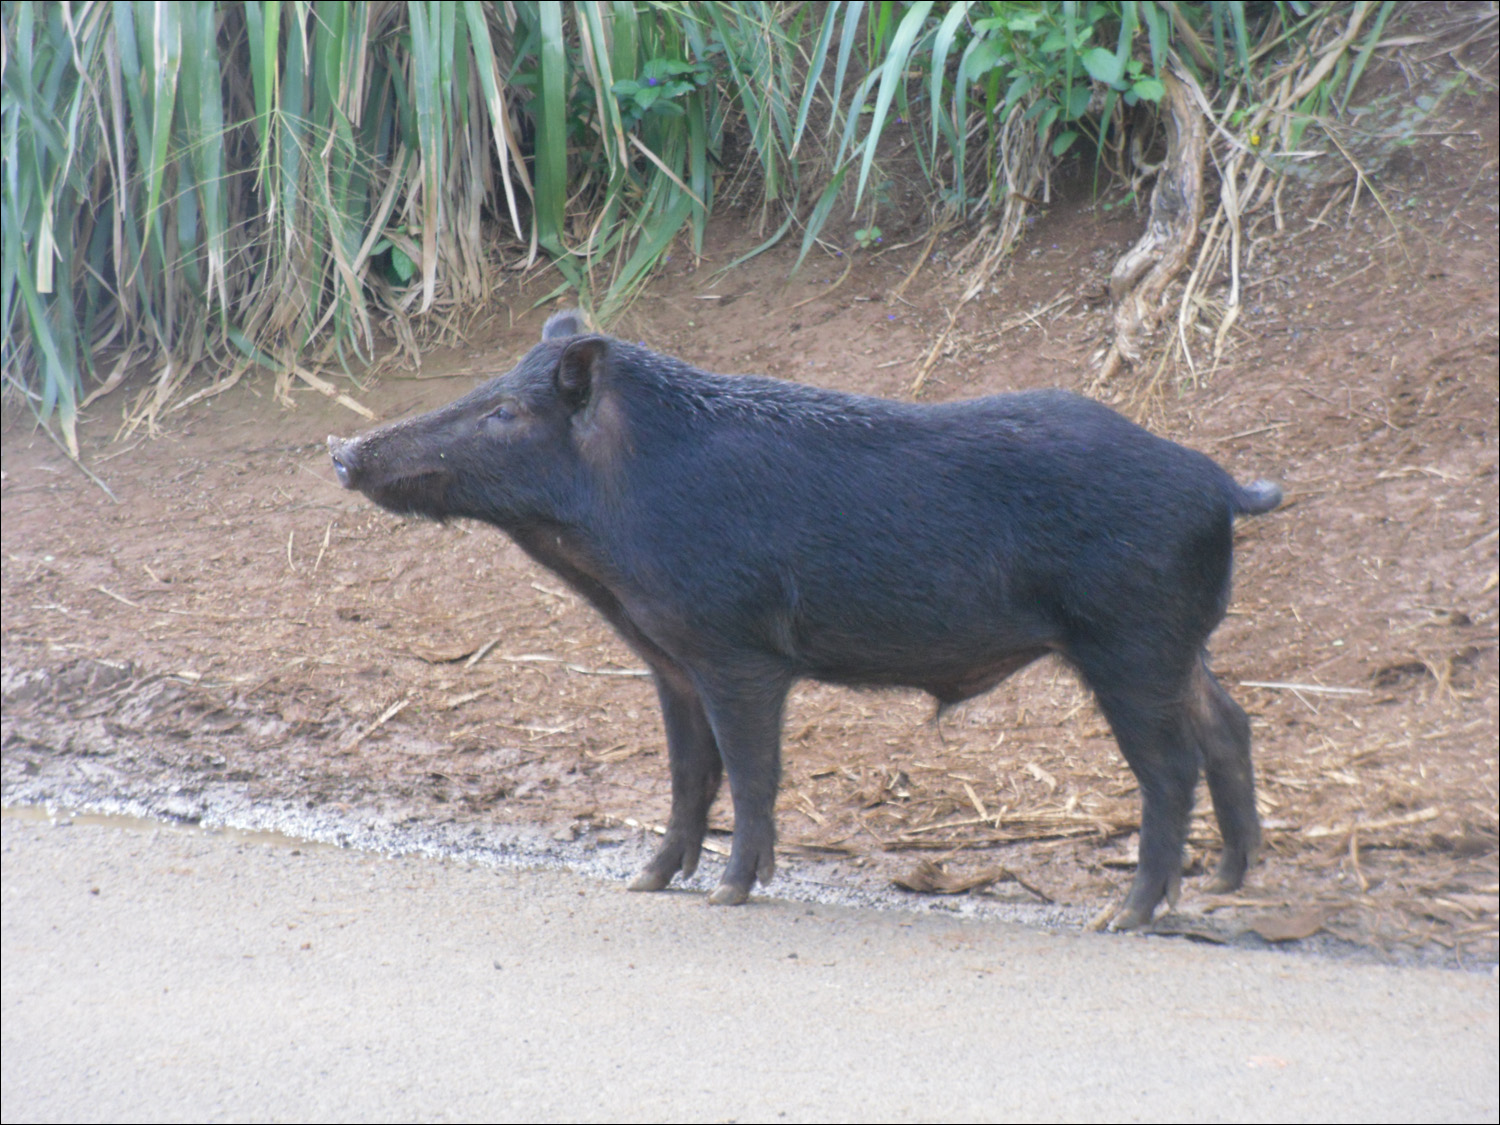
(329, 312), (1282, 928)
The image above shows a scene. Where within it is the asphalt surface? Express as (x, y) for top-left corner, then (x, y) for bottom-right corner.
(3, 811), (1496, 1123)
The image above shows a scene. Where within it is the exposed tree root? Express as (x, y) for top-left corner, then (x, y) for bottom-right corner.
(1094, 73), (1206, 388)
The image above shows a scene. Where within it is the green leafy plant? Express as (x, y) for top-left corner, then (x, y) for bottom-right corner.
(613, 57), (713, 131)
(0, 1), (1411, 438)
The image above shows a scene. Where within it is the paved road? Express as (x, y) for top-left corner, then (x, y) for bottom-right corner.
(3, 813), (1495, 1122)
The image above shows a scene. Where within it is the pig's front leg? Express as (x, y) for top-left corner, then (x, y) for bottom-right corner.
(696, 671), (791, 906)
(628, 669), (723, 892)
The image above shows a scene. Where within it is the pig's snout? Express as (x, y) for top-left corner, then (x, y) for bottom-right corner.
(327, 435), (358, 489)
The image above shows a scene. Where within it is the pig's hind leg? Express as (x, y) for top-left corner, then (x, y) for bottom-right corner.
(1187, 657), (1261, 894)
(628, 670), (724, 892)
(1082, 656), (1204, 931)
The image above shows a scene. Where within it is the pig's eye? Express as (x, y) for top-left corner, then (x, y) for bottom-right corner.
(483, 405), (516, 424)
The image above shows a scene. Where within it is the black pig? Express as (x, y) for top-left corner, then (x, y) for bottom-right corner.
(329, 312), (1281, 929)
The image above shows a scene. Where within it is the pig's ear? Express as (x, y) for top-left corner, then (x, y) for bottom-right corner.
(542, 309), (588, 341)
(555, 336), (608, 410)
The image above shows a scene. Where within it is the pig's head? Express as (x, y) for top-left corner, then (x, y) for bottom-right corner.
(328, 310), (614, 527)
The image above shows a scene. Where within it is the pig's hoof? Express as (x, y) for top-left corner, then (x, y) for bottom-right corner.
(627, 869), (672, 892)
(1085, 901), (1155, 932)
(1108, 904), (1155, 931)
(1202, 859), (1249, 895)
(707, 882), (750, 906)
(1110, 906), (1152, 936)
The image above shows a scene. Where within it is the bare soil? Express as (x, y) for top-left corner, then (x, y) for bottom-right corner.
(4, 37), (1496, 965)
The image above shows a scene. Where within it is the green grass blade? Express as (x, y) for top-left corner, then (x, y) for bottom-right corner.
(610, 0), (640, 79)
(1227, 1), (1251, 76)
(929, 2), (973, 161)
(142, 1), (181, 290)
(463, 0), (530, 241)
(578, 1), (627, 176)
(687, 87), (710, 254)
(854, 0), (933, 210)
(705, 4), (779, 200)
(1339, 1), (1395, 112)
(280, 5), (306, 254)
(598, 193), (693, 322)
(832, 64), (882, 171)
(407, 2), (445, 311)
(829, 0), (866, 138)
(793, 163), (848, 273)
(533, 0), (567, 253)
(5, 185), (78, 452)
(1141, 0), (1168, 72)
(245, 1), (282, 195)
(182, 1), (227, 317)
(706, 198), (798, 281)
(791, 1), (841, 156)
